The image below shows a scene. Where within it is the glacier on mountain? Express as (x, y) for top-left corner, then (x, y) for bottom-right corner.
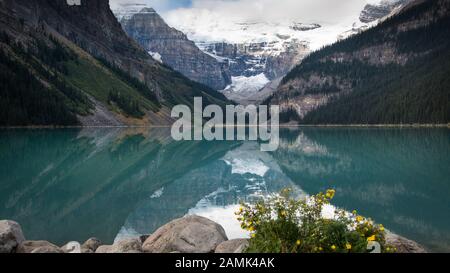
(111, 0), (409, 102)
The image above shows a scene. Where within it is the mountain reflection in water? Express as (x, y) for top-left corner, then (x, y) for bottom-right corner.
(0, 127), (448, 252)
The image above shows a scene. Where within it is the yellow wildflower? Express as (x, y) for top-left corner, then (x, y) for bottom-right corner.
(280, 210), (287, 217)
(319, 247), (323, 251)
(346, 243), (352, 250)
(325, 189), (336, 199)
(331, 245), (337, 251)
(356, 216), (364, 222)
(251, 234), (256, 238)
(296, 240), (301, 246)
(379, 224), (385, 232)
(367, 235), (376, 242)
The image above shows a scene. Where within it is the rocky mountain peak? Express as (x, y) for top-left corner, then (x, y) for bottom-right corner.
(139, 7), (156, 13)
(119, 8), (232, 90)
(360, 0), (409, 23)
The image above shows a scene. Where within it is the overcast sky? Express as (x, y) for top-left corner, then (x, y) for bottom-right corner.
(109, 0), (384, 22)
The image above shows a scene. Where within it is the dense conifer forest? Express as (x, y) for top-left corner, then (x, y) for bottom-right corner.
(278, 0), (450, 124)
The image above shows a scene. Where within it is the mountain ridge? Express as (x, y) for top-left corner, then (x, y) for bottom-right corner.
(0, 0), (229, 126)
(119, 7), (232, 91)
(270, 0), (449, 125)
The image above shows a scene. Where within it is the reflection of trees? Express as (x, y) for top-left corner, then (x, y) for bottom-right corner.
(0, 128), (237, 245)
(271, 128), (450, 252)
(274, 128), (351, 181)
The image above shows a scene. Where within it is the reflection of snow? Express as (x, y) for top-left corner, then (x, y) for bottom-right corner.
(224, 158), (269, 177)
(150, 187), (164, 199)
(115, 141), (302, 242)
(114, 226), (140, 244)
(189, 190), (337, 239)
(223, 142), (281, 177)
(280, 132), (329, 156)
(189, 204), (250, 239)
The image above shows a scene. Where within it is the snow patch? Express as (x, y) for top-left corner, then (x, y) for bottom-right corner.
(223, 73), (270, 94)
(148, 51), (163, 63)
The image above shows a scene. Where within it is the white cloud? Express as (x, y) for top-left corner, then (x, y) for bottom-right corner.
(187, 0), (370, 23)
(109, 0), (389, 24)
(110, 0), (389, 22)
(109, 0), (191, 12)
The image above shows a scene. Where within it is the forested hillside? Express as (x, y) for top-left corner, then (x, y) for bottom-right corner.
(0, 0), (229, 126)
(272, 0), (450, 124)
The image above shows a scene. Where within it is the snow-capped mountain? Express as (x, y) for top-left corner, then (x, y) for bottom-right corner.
(360, 0), (409, 23)
(112, 0), (411, 104)
(339, 0), (410, 40)
(162, 0), (408, 103)
(118, 7), (231, 90)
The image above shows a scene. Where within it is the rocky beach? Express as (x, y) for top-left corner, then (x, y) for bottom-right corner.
(0, 216), (427, 254)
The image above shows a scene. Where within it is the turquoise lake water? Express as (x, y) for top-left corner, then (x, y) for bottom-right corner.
(0, 128), (449, 252)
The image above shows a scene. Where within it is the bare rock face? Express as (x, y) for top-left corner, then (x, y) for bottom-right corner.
(120, 8), (231, 90)
(204, 41), (308, 82)
(0, 220), (25, 253)
(215, 239), (249, 253)
(386, 233), (427, 253)
(16, 241), (63, 253)
(360, 0), (409, 23)
(142, 215), (228, 253)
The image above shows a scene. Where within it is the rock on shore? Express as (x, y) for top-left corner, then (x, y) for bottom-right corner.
(0, 220), (25, 253)
(0, 216), (428, 253)
(142, 215), (228, 253)
(385, 233), (427, 253)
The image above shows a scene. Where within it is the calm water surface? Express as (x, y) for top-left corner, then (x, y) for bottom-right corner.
(0, 128), (449, 252)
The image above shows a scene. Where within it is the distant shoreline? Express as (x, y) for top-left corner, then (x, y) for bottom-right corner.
(0, 124), (449, 129)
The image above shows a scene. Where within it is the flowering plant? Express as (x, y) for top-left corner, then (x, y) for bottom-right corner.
(236, 188), (395, 253)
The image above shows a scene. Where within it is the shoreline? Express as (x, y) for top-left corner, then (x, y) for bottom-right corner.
(1, 124), (449, 129)
(0, 216), (428, 254)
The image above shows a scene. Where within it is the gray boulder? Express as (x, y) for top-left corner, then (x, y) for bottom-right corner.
(215, 239), (249, 253)
(386, 233), (427, 253)
(82, 238), (102, 252)
(95, 238), (142, 253)
(95, 245), (113, 254)
(142, 215), (228, 253)
(0, 220), (25, 253)
(61, 241), (82, 253)
(16, 241), (62, 253)
(31, 246), (64, 253)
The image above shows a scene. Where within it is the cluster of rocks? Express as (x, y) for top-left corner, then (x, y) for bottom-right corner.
(0, 216), (248, 254)
(0, 216), (426, 254)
